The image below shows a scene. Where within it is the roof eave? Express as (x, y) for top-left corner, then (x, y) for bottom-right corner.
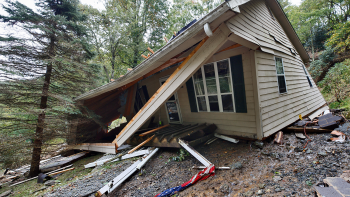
(74, 2), (235, 101)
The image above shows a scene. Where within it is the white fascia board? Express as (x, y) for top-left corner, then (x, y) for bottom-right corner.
(179, 139), (212, 167)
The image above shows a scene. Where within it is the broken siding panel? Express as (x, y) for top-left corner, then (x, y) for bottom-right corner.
(255, 51), (326, 137)
(249, 0), (294, 49)
(227, 0), (296, 57)
(178, 51), (258, 138)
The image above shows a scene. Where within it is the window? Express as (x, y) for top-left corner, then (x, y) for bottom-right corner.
(192, 59), (235, 112)
(275, 57), (287, 94)
(302, 64), (313, 87)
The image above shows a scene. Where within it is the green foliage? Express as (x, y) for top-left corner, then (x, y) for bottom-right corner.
(308, 46), (335, 79)
(168, 148), (190, 162)
(0, 0), (101, 168)
(319, 59), (350, 102)
(326, 21), (350, 53)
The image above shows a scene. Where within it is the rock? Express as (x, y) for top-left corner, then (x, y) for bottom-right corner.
(44, 180), (59, 186)
(345, 149), (350, 155)
(257, 189), (264, 195)
(231, 162), (243, 170)
(219, 183), (229, 194)
(0, 190), (12, 197)
(295, 133), (306, 139)
(318, 151), (327, 156)
(252, 141), (264, 149)
(258, 183), (265, 189)
(306, 149), (312, 154)
(294, 147), (303, 152)
(243, 190), (254, 196)
(275, 187), (281, 192)
(273, 176), (282, 182)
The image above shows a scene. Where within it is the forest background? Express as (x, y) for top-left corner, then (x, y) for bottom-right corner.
(0, 0), (349, 176)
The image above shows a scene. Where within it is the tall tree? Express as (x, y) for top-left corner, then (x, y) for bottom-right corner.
(0, 0), (99, 177)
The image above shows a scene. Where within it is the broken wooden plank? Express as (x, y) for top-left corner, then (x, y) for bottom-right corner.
(139, 125), (169, 136)
(214, 133), (239, 143)
(192, 166), (230, 170)
(137, 148), (159, 170)
(110, 149), (150, 163)
(112, 24), (230, 148)
(48, 167), (75, 176)
(178, 139), (212, 167)
(147, 47), (155, 54)
(96, 148), (158, 196)
(324, 177), (350, 196)
(96, 160), (142, 197)
(128, 135), (154, 154)
(74, 144), (116, 154)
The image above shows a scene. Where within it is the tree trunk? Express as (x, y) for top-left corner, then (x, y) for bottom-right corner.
(28, 38), (54, 177)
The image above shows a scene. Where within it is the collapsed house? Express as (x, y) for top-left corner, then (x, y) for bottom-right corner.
(71, 0), (328, 153)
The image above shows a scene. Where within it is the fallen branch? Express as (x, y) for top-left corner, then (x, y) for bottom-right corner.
(9, 164), (73, 187)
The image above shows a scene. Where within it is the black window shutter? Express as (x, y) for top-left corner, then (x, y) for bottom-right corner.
(230, 55), (247, 113)
(185, 78), (198, 112)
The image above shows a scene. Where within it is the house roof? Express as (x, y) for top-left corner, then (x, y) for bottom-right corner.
(74, 0), (309, 102)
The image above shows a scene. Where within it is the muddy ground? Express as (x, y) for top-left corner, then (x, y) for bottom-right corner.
(109, 124), (350, 197)
(43, 123), (350, 197)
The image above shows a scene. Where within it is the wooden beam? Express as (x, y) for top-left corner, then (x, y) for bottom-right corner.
(123, 84), (135, 117)
(112, 23), (230, 147)
(127, 135), (155, 154)
(164, 36), (168, 42)
(141, 54), (148, 59)
(178, 139), (212, 167)
(48, 167), (75, 176)
(147, 47), (155, 54)
(139, 124), (169, 136)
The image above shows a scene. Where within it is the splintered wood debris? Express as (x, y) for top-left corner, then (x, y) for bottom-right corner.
(95, 148), (159, 197)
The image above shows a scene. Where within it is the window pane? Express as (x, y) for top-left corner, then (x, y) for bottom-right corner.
(219, 77), (232, 93)
(193, 69), (205, 95)
(278, 76), (287, 93)
(166, 102), (180, 121)
(197, 96), (207, 111)
(217, 59), (230, 77)
(204, 63), (217, 94)
(275, 57), (284, 74)
(208, 96), (219, 111)
(221, 95), (234, 112)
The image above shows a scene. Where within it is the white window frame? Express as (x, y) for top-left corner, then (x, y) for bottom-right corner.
(192, 58), (236, 113)
(302, 64), (313, 88)
(274, 56), (288, 94)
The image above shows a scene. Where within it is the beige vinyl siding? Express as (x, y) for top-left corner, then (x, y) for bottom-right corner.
(226, 0), (298, 58)
(138, 47), (259, 138)
(256, 51), (326, 137)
